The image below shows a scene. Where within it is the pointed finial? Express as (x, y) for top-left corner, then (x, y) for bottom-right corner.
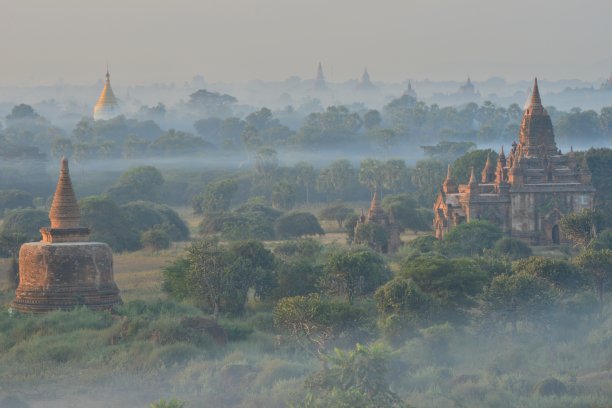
(500, 145), (505, 157)
(446, 164), (452, 180)
(529, 77), (543, 111)
(49, 158), (81, 229)
(468, 166), (477, 185)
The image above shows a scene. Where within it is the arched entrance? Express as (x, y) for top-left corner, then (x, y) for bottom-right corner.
(552, 225), (560, 244)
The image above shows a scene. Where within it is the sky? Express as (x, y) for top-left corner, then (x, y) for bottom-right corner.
(1, 0), (611, 86)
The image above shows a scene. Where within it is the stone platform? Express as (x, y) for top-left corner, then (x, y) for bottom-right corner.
(11, 242), (122, 313)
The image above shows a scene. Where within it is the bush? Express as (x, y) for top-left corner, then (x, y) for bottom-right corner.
(80, 196), (141, 251)
(121, 201), (189, 241)
(493, 237), (533, 260)
(274, 212), (324, 239)
(141, 228), (171, 252)
(443, 220), (503, 257)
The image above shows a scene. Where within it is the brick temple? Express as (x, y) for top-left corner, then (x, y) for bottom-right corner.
(434, 78), (596, 245)
(11, 158), (122, 313)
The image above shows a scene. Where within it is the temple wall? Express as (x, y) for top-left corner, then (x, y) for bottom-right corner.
(511, 192), (536, 233)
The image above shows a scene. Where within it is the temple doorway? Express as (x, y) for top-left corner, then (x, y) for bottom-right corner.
(552, 224), (560, 244)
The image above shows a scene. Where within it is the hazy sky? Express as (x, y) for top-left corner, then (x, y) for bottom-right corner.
(1, 0), (611, 86)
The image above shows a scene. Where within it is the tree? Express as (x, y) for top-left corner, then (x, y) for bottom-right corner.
(560, 209), (606, 248)
(322, 248), (391, 304)
(0, 208), (48, 241)
(300, 344), (407, 408)
(410, 158), (446, 206)
(141, 229), (170, 252)
(363, 109), (382, 130)
(380, 159), (410, 193)
(354, 223), (388, 253)
(120, 201), (189, 241)
(294, 161), (317, 204)
(493, 237), (533, 260)
(254, 147), (278, 179)
(452, 149), (498, 184)
(106, 166), (164, 204)
(573, 249), (612, 304)
(273, 294), (365, 358)
(513, 256), (581, 292)
(358, 159), (384, 194)
(319, 203), (355, 229)
(271, 181), (296, 210)
(192, 179), (238, 214)
(401, 255), (487, 322)
(227, 240), (276, 300)
(317, 160), (358, 200)
(585, 148), (612, 217)
(80, 196), (141, 252)
(382, 194), (429, 233)
(482, 273), (557, 334)
(443, 220), (503, 257)
(274, 212), (324, 239)
(0, 190), (33, 211)
(185, 239), (251, 320)
(274, 259), (323, 299)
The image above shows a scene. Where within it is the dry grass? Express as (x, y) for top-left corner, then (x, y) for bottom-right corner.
(113, 246), (185, 302)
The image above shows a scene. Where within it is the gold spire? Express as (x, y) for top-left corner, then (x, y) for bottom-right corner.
(49, 158), (81, 229)
(93, 69), (119, 120)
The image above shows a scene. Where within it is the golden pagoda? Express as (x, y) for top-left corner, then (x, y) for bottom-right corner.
(93, 69), (120, 121)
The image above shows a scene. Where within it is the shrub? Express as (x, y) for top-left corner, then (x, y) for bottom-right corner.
(274, 212), (324, 239)
(121, 201), (189, 241)
(141, 228), (171, 252)
(493, 237), (533, 260)
(80, 196), (141, 251)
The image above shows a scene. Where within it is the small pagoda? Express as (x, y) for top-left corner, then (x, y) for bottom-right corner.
(11, 158), (122, 313)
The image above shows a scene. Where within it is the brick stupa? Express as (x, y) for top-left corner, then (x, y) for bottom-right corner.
(11, 158), (122, 313)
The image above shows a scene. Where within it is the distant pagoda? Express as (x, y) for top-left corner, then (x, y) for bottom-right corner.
(356, 68), (376, 91)
(313, 62), (328, 90)
(403, 81), (417, 98)
(457, 76), (477, 95)
(93, 69), (120, 120)
(11, 158), (122, 313)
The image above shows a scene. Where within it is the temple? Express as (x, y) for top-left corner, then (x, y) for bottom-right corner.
(356, 68), (376, 91)
(313, 62), (328, 90)
(434, 78), (596, 245)
(457, 76), (477, 95)
(11, 158), (122, 313)
(354, 191), (400, 253)
(403, 81), (417, 98)
(93, 69), (120, 121)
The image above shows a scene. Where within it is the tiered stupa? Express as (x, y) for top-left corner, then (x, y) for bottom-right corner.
(11, 158), (122, 313)
(93, 69), (120, 121)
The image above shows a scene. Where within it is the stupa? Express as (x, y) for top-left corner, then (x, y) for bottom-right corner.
(313, 62), (328, 91)
(356, 68), (376, 91)
(93, 69), (120, 120)
(11, 158), (122, 313)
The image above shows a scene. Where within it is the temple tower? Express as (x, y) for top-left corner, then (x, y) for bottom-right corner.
(314, 62), (327, 90)
(93, 69), (120, 121)
(356, 68), (376, 91)
(11, 158), (122, 313)
(518, 78), (557, 157)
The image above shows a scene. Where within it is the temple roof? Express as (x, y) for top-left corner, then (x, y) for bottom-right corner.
(93, 70), (119, 120)
(49, 158), (81, 229)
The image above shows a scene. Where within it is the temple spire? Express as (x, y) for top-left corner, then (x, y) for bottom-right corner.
(468, 166), (477, 186)
(94, 68), (120, 120)
(367, 190), (385, 223)
(49, 158), (81, 229)
(528, 77), (544, 114)
(442, 164), (457, 193)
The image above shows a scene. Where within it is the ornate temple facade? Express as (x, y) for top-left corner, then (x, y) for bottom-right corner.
(11, 158), (122, 313)
(93, 70), (120, 121)
(434, 79), (596, 245)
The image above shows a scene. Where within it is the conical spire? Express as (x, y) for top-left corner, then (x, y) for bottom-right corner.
(49, 158), (81, 229)
(314, 62), (327, 90)
(468, 166), (477, 185)
(93, 69), (120, 120)
(527, 77), (544, 114)
(367, 190), (385, 223)
(442, 164), (457, 193)
(481, 153), (494, 183)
